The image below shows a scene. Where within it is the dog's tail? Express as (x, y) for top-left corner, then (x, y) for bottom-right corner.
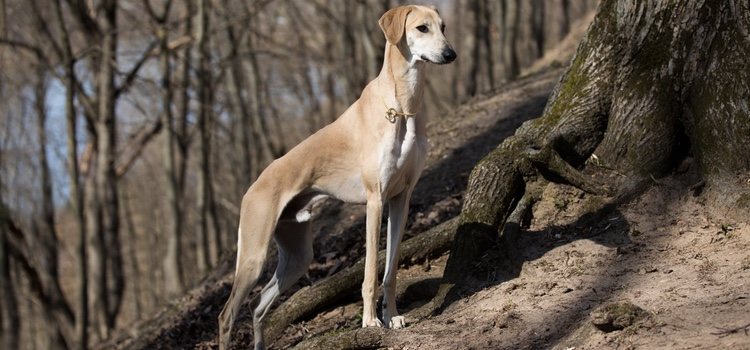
(218, 167), (303, 350)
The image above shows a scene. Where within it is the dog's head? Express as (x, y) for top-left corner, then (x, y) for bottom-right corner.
(379, 5), (456, 65)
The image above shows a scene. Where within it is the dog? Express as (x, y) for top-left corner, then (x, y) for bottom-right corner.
(218, 5), (456, 350)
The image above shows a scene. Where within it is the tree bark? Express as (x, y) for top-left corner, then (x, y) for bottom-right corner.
(436, 0), (750, 310)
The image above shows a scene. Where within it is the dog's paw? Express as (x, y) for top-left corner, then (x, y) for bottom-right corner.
(362, 317), (384, 328)
(388, 315), (406, 329)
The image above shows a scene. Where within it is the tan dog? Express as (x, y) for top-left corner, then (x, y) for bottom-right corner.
(218, 5), (455, 350)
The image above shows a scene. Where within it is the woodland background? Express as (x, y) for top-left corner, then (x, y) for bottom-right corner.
(0, 1), (598, 349)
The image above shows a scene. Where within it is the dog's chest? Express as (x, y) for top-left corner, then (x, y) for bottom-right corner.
(377, 116), (427, 195)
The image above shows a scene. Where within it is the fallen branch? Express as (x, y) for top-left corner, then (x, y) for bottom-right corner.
(293, 327), (390, 350)
(264, 217), (459, 346)
(711, 322), (750, 338)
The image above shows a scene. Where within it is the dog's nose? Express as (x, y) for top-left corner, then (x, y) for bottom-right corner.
(442, 48), (456, 63)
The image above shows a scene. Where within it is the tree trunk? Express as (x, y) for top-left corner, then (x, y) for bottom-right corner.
(155, 5), (185, 296)
(223, 18), (257, 187)
(466, 0), (482, 96)
(436, 0), (750, 308)
(532, 0), (545, 58)
(121, 192), (143, 319)
(174, 0), (193, 287)
(94, 0), (124, 333)
(196, 0), (221, 270)
(244, 30), (277, 171)
(451, 0), (465, 102)
(0, 189), (20, 350)
(503, 0), (521, 79)
(52, 0), (88, 346)
(34, 66), (69, 350)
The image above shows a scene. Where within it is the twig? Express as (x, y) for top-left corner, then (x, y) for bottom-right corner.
(711, 322), (750, 337)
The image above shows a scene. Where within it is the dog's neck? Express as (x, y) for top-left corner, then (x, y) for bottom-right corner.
(379, 41), (426, 115)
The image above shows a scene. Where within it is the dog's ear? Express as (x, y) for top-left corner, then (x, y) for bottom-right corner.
(379, 6), (412, 45)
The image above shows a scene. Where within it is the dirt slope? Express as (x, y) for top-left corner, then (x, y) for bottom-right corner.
(314, 166), (748, 350)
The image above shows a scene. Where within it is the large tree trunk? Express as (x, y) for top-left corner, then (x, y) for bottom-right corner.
(437, 0), (750, 306)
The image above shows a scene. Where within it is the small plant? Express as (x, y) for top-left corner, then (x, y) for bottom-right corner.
(554, 197), (570, 210)
(697, 259), (718, 283)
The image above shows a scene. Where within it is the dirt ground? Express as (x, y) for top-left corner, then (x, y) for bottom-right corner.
(269, 162), (750, 350)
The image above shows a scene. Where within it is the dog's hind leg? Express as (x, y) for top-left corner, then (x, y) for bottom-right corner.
(252, 219), (314, 350)
(218, 186), (290, 350)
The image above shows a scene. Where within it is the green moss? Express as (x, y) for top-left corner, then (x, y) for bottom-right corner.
(530, 0), (618, 137)
(543, 52), (589, 127)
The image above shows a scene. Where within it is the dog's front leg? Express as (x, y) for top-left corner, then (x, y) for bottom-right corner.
(362, 195), (384, 327)
(382, 189), (410, 329)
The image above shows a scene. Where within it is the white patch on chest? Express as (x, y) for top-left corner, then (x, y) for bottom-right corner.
(378, 116), (426, 195)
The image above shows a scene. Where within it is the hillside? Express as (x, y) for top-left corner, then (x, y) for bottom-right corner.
(99, 13), (750, 350)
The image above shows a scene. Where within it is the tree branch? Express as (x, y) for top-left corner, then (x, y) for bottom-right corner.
(114, 40), (159, 99)
(115, 119), (163, 177)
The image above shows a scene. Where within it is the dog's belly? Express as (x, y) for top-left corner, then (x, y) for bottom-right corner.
(312, 172), (367, 204)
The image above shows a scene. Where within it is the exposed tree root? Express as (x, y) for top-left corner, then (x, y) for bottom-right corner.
(292, 327), (390, 350)
(263, 218), (459, 345)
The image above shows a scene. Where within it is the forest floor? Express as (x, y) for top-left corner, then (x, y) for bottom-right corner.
(100, 17), (750, 350)
(274, 165), (750, 350)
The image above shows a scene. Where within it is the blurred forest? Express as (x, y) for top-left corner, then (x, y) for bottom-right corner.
(0, 0), (596, 348)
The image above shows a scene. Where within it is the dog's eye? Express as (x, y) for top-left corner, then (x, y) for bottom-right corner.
(416, 25), (428, 33)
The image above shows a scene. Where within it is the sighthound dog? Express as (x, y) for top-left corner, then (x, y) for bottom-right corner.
(218, 5), (456, 350)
